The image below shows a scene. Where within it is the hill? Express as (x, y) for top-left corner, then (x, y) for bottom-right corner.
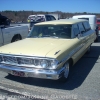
(0, 10), (100, 23)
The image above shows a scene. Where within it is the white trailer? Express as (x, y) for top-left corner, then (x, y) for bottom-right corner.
(72, 15), (99, 42)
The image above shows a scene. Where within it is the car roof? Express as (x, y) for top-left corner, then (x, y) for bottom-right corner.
(35, 19), (87, 25)
(73, 15), (96, 18)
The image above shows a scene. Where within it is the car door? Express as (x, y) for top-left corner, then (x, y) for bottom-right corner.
(77, 22), (88, 50)
(0, 27), (3, 46)
(72, 24), (85, 63)
(1, 27), (12, 45)
(82, 21), (92, 48)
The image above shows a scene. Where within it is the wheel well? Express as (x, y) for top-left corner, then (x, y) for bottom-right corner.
(11, 34), (22, 42)
(68, 58), (73, 67)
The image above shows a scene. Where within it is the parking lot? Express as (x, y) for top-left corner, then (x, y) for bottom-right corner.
(0, 34), (100, 100)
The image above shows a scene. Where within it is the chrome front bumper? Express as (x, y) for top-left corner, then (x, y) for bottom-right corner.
(0, 64), (65, 80)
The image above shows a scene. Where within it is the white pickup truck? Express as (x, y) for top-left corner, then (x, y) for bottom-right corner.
(0, 14), (29, 46)
(0, 25), (28, 46)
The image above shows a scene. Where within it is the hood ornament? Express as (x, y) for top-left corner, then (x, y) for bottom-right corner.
(54, 50), (61, 55)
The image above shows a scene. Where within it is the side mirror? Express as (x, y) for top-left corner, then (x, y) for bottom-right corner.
(81, 31), (84, 34)
(78, 34), (81, 39)
(76, 34), (81, 39)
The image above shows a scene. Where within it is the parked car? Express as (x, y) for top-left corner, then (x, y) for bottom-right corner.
(72, 15), (99, 42)
(0, 19), (96, 82)
(28, 14), (56, 31)
(0, 14), (29, 46)
(27, 15), (36, 23)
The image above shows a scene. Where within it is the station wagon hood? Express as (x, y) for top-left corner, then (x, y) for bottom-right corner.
(0, 38), (71, 57)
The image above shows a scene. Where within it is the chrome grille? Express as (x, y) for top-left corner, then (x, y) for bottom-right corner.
(17, 57), (34, 65)
(1, 55), (34, 66)
(3, 56), (17, 64)
(0, 55), (54, 69)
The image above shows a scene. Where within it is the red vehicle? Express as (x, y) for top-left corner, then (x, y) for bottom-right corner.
(97, 18), (100, 30)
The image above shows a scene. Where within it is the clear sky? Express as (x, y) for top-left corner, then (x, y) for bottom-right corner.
(0, 0), (100, 13)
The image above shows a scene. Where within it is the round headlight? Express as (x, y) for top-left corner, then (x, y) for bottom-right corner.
(40, 60), (48, 68)
(50, 60), (58, 69)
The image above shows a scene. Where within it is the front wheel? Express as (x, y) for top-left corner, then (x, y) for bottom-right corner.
(59, 62), (70, 82)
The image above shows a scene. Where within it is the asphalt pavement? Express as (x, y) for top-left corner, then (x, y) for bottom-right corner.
(0, 35), (100, 100)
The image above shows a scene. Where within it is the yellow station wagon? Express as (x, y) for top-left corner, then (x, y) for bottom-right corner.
(0, 19), (96, 82)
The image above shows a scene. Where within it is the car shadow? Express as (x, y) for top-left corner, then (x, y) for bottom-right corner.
(5, 45), (100, 90)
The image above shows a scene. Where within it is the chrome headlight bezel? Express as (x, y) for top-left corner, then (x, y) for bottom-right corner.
(34, 59), (59, 69)
(40, 60), (49, 68)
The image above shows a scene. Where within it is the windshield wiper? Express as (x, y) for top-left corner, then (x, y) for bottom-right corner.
(42, 35), (59, 38)
(27, 36), (39, 38)
(50, 36), (59, 38)
(28, 35), (59, 38)
(42, 35), (51, 37)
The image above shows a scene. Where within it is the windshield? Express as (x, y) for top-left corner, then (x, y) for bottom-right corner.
(28, 24), (72, 39)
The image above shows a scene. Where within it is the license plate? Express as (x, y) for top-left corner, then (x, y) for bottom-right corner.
(12, 71), (25, 77)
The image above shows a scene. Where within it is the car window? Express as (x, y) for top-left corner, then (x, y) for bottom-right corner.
(78, 22), (85, 34)
(83, 22), (91, 31)
(78, 18), (89, 21)
(50, 16), (56, 20)
(73, 24), (80, 37)
(46, 15), (51, 21)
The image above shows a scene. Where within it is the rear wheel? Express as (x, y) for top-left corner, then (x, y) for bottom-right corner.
(95, 37), (99, 42)
(13, 37), (21, 42)
(86, 45), (91, 54)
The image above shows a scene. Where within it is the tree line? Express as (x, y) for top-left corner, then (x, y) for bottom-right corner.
(0, 10), (100, 23)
